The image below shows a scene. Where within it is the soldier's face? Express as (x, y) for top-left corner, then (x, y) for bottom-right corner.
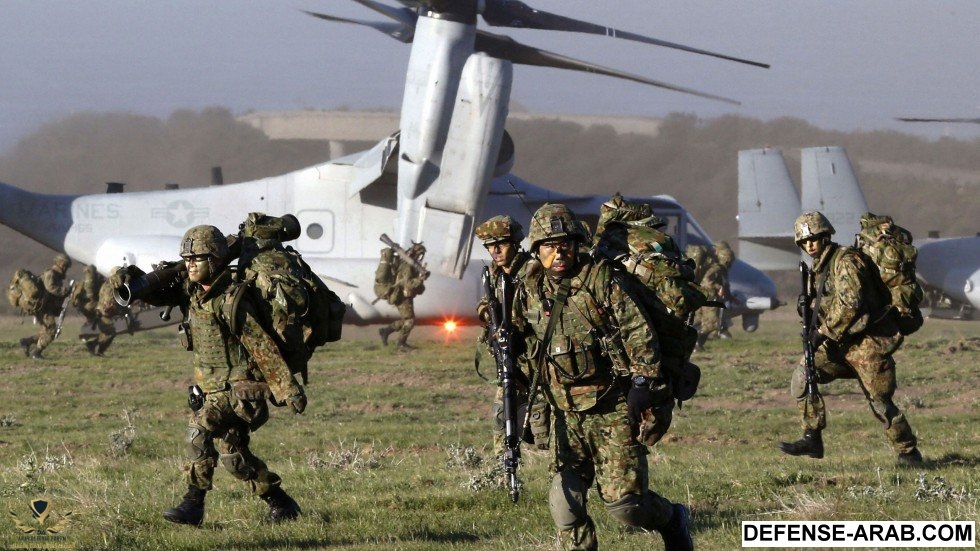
(538, 238), (577, 276)
(799, 236), (826, 258)
(485, 241), (516, 269)
(185, 255), (213, 284)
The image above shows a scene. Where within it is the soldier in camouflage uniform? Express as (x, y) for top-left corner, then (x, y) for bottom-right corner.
(71, 264), (104, 329)
(686, 244), (725, 351)
(475, 215), (551, 458)
(778, 212), (922, 464)
(712, 241), (735, 340)
(81, 268), (126, 357)
(19, 253), (72, 360)
(513, 203), (692, 551)
(379, 243), (428, 352)
(143, 225), (306, 526)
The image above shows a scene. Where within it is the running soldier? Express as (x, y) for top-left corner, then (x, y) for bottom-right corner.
(778, 211), (922, 464)
(128, 225), (306, 525)
(513, 203), (692, 551)
(378, 242), (428, 352)
(19, 253), (72, 360)
(712, 241), (735, 340)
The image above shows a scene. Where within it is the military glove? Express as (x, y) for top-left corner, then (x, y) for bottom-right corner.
(810, 331), (827, 350)
(285, 386), (307, 414)
(627, 376), (659, 425)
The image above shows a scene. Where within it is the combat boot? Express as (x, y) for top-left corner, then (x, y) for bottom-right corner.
(19, 338), (35, 357)
(260, 487), (301, 523)
(163, 487), (206, 526)
(778, 429), (824, 459)
(659, 503), (694, 551)
(395, 337), (416, 353)
(84, 339), (99, 356)
(898, 447), (923, 466)
(379, 326), (393, 346)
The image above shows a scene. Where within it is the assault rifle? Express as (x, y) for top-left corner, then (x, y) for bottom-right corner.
(53, 279), (75, 340)
(482, 266), (522, 503)
(380, 234), (430, 279)
(798, 261), (821, 400)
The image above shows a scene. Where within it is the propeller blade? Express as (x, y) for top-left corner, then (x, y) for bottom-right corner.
(350, 0), (419, 27)
(896, 117), (980, 124)
(303, 10), (415, 43)
(481, 0), (769, 69)
(475, 31), (740, 105)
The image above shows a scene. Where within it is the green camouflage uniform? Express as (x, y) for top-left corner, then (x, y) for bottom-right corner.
(475, 215), (551, 456)
(84, 272), (126, 357)
(687, 244), (725, 344)
(181, 270), (302, 495)
(23, 257), (71, 358)
(382, 246), (427, 350)
(515, 254), (677, 550)
(712, 241), (735, 338)
(793, 242), (918, 454)
(72, 265), (103, 327)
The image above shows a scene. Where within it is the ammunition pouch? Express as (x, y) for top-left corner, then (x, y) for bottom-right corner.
(546, 336), (607, 385)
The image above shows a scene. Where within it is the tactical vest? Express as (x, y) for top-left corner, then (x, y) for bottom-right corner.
(524, 261), (620, 412)
(190, 281), (250, 393)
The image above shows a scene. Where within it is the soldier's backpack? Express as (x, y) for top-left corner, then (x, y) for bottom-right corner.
(71, 267), (105, 311)
(228, 213), (347, 382)
(854, 212), (924, 335)
(373, 247), (402, 304)
(8, 269), (45, 315)
(594, 218), (706, 404)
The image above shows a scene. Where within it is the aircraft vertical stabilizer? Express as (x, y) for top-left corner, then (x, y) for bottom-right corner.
(736, 148), (801, 270)
(800, 146), (868, 241)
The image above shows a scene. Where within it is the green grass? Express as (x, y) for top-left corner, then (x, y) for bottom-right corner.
(0, 313), (977, 550)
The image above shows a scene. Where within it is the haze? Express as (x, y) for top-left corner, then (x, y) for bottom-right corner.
(2, 0), (979, 155)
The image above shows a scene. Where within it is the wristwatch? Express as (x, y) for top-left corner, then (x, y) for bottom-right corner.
(632, 375), (648, 388)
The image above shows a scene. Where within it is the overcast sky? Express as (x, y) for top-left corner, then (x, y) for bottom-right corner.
(2, 1), (979, 154)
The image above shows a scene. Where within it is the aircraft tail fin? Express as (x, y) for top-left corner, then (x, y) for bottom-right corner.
(737, 148), (801, 270)
(800, 146), (868, 241)
(0, 182), (74, 252)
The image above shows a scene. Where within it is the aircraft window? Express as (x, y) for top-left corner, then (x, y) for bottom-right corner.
(307, 223), (324, 240)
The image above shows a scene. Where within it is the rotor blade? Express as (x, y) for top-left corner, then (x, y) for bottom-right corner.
(303, 10), (414, 42)
(350, 0), (420, 28)
(481, 0), (769, 69)
(475, 31), (740, 105)
(896, 117), (980, 124)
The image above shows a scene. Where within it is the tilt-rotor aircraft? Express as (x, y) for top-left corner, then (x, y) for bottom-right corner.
(738, 146), (979, 320)
(0, 1), (779, 331)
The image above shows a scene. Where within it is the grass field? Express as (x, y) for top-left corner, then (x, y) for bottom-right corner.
(0, 312), (977, 550)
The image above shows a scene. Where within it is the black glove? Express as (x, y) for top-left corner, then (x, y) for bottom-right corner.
(627, 377), (657, 425)
(285, 386), (307, 414)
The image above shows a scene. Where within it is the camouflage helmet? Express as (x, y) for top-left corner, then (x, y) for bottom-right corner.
(408, 242), (426, 259)
(714, 241), (734, 268)
(599, 193), (652, 220)
(528, 203), (587, 250)
(180, 225), (230, 260)
(794, 211), (835, 244)
(475, 215), (524, 245)
(53, 253), (72, 269)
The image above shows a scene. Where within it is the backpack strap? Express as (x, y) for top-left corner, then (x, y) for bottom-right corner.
(222, 277), (253, 336)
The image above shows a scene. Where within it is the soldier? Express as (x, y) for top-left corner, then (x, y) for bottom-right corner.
(81, 268), (126, 357)
(712, 241), (735, 340)
(475, 215), (550, 459)
(378, 242), (428, 352)
(71, 264), (104, 329)
(513, 203), (692, 551)
(19, 253), (72, 360)
(686, 244), (725, 351)
(139, 225), (306, 526)
(778, 212), (922, 464)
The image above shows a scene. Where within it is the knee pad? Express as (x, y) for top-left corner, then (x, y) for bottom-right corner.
(869, 399), (898, 427)
(605, 492), (657, 531)
(219, 452), (257, 481)
(790, 364), (808, 400)
(548, 471), (589, 531)
(184, 423), (211, 462)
